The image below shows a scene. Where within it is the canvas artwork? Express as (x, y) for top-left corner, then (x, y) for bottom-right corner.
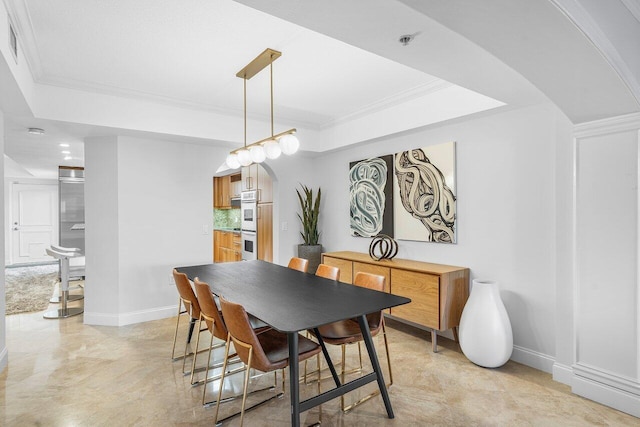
(349, 155), (394, 237)
(393, 141), (457, 243)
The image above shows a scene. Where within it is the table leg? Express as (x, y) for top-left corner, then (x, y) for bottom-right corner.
(356, 315), (394, 419)
(312, 328), (341, 388)
(288, 332), (300, 427)
(431, 329), (438, 353)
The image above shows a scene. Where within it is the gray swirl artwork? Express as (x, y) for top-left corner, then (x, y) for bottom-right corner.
(350, 158), (388, 237)
(395, 148), (456, 243)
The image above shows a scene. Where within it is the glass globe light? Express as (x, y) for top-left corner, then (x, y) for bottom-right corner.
(226, 153), (241, 169)
(263, 139), (281, 159)
(279, 134), (300, 155)
(249, 145), (266, 163)
(236, 149), (252, 167)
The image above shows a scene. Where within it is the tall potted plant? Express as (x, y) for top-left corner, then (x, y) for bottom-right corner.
(296, 184), (322, 274)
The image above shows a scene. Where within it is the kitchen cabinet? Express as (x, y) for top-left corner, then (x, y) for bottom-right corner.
(257, 167), (272, 203)
(213, 230), (241, 263)
(214, 173), (241, 208)
(241, 164), (258, 191)
(322, 251), (469, 352)
(257, 203), (273, 262)
(241, 164), (272, 203)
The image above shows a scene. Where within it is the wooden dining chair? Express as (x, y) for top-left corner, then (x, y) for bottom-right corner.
(171, 269), (206, 374)
(214, 296), (321, 426)
(287, 257), (309, 273)
(311, 272), (393, 413)
(191, 278), (271, 390)
(315, 263), (340, 281)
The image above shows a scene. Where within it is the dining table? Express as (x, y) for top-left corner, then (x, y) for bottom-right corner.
(176, 260), (410, 426)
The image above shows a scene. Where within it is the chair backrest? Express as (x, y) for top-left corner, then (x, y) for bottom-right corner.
(287, 257), (309, 273)
(173, 269), (201, 319)
(353, 272), (385, 329)
(193, 278), (229, 341)
(315, 264), (340, 281)
(219, 296), (279, 372)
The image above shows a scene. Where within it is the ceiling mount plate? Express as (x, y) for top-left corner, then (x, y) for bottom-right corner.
(236, 48), (282, 80)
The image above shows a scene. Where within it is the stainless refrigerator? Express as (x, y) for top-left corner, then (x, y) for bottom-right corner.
(59, 167), (85, 253)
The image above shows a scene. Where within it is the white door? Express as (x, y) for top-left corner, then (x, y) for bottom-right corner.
(10, 183), (58, 264)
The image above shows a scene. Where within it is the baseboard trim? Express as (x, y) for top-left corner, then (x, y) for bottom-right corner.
(552, 362), (573, 386)
(572, 372), (640, 418)
(510, 345), (555, 373)
(84, 305), (177, 327)
(0, 345), (8, 373)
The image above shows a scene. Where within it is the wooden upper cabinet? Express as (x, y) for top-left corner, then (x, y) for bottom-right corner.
(230, 174), (242, 199)
(214, 175), (231, 208)
(257, 166), (272, 203)
(241, 164), (258, 191)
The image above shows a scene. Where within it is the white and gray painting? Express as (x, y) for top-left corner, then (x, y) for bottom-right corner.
(349, 155), (394, 237)
(394, 142), (456, 243)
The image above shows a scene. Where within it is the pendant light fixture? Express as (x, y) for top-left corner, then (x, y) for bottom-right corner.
(225, 48), (299, 170)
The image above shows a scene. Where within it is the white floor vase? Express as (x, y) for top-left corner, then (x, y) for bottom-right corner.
(458, 279), (513, 368)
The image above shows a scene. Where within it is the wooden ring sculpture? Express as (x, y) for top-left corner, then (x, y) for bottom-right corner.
(369, 234), (398, 261)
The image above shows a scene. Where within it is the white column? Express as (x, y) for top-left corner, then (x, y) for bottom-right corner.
(573, 113), (640, 417)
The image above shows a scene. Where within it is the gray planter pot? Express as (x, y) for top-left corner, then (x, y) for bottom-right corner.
(297, 244), (323, 274)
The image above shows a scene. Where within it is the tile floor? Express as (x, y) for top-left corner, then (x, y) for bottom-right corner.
(1, 306), (638, 426)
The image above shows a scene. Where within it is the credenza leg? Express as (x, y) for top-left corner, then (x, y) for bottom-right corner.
(431, 330), (438, 353)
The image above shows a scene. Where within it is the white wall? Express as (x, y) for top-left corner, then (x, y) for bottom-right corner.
(313, 104), (564, 370)
(84, 135), (241, 325)
(1, 109), (7, 373)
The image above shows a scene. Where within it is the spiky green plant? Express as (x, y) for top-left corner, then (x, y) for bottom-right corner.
(296, 184), (321, 245)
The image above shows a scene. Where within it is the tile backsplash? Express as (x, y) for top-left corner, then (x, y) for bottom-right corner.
(214, 208), (241, 229)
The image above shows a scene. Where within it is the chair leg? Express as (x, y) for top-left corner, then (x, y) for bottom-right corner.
(171, 298), (185, 360)
(190, 315), (204, 383)
(239, 348), (254, 426)
(202, 329), (216, 406)
(214, 335), (233, 423)
(340, 344), (347, 410)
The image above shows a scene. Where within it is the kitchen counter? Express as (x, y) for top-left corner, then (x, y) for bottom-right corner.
(214, 227), (241, 233)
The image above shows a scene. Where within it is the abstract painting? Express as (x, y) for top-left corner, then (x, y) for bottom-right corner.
(394, 142), (456, 243)
(349, 155), (394, 237)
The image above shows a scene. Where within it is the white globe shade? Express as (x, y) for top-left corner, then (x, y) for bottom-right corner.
(249, 145), (266, 163)
(279, 134), (300, 155)
(226, 153), (241, 169)
(264, 139), (281, 159)
(236, 149), (252, 167)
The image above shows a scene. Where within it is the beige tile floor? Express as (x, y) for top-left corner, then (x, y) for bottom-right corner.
(1, 304), (638, 426)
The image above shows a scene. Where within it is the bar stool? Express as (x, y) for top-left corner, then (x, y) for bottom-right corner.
(48, 245), (84, 304)
(43, 247), (84, 319)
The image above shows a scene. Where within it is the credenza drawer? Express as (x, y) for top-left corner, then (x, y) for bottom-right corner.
(323, 256), (353, 284)
(390, 270), (440, 329)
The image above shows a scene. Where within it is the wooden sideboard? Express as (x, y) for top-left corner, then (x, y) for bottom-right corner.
(322, 251), (469, 352)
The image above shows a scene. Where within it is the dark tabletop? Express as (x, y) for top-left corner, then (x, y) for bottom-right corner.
(176, 260), (410, 333)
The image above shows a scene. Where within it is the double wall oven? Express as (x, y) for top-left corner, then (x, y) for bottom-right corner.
(240, 190), (258, 260)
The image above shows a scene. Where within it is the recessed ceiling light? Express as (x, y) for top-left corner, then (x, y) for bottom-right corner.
(28, 127), (45, 135)
(64, 156), (72, 160)
(59, 143), (70, 147)
(61, 150), (70, 154)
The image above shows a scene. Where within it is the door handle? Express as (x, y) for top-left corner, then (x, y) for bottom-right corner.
(12, 226), (19, 231)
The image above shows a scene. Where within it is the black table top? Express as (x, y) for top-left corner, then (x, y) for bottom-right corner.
(176, 260), (411, 333)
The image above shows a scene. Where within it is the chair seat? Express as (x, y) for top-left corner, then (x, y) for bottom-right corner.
(312, 317), (381, 345)
(258, 330), (321, 371)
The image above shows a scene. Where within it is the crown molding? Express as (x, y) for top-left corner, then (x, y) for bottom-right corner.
(550, 0), (640, 107)
(319, 79), (452, 130)
(573, 111), (640, 137)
